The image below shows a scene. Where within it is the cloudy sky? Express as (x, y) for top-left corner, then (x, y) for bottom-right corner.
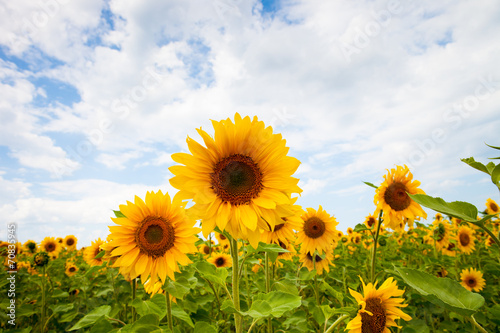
(1, 0), (499, 247)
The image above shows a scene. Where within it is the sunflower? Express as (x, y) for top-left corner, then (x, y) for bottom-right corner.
(374, 165), (427, 230)
(24, 240), (38, 254)
(296, 206), (338, 255)
(207, 252), (232, 268)
(460, 268), (485, 292)
(432, 220), (451, 250)
(346, 277), (411, 333)
(84, 238), (106, 266)
(215, 232), (230, 246)
(364, 214), (377, 229)
(108, 190), (200, 284)
(64, 235), (78, 251)
(198, 243), (214, 256)
(486, 198), (499, 215)
(33, 252), (50, 268)
(456, 225), (475, 254)
(299, 249), (333, 275)
(169, 113), (302, 249)
(276, 240), (296, 262)
(65, 263), (79, 277)
(261, 197), (303, 247)
(40, 237), (62, 256)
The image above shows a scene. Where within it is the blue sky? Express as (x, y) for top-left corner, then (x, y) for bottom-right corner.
(1, 0), (499, 247)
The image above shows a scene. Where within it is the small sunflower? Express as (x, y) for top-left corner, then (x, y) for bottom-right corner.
(460, 268), (485, 292)
(40, 237), (62, 256)
(299, 249), (333, 275)
(346, 277), (411, 333)
(456, 225), (475, 254)
(374, 165), (427, 230)
(276, 240), (296, 262)
(296, 206), (338, 255)
(440, 242), (457, 257)
(108, 190), (200, 284)
(364, 214), (377, 229)
(432, 220), (451, 250)
(169, 113), (302, 248)
(207, 252), (232, 268)
(64, 235), (78, 251)
(65, 263), (79, 277)
(23, 240), (38, 254)
(198, 243), (214, 256)
(33, 252), (50, 268)
(84, 238), (106, 266)
(485, 198), (499, 215)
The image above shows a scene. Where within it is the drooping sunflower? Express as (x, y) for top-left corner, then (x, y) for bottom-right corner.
(169, 113), (302, 248)
(456, 225), (475, 254)
(460, 268), (485, 292)
(65, 263), (79, 277)
(432, 219), (451, 250)
(108, 190), (200, 284)
(84, 238), (106, 266)
(346, 277), (411, 333)
(207, 252), (232, 268)
(64, 235), (78, 251)
(364, 214), (377, 229)
(33, 252), (50, 268)
(440, 242), (457, 257)
(299, 249), (333, 275)
(261, 197), (303, 247)
(374, 165), (427, 230)
(485, 198), (499, 215)
(40, 237), (62, 256)
(296, 206), (338, 255)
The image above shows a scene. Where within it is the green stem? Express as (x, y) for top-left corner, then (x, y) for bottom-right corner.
(370, 210), (383, 283)
(230, 237), (242, 333)
(131, 278), (137, 323)
(41, 266), (46, 333)
(265, 252), (272, 333)
(469, 315), (488, 333)
(477, 222), (500, 251)
(324, 314), (349, 333)
(313, 254), (320, 305)
(166, 291), (173, 332)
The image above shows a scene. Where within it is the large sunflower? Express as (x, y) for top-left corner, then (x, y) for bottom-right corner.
(40, 237), (62, 256)
(64, 235), (78, 251)
(108, 190), (200, 284)
(296, 206), (338, 255)
(460, 268), (485, 292)
(169, 113), (302, 248)
(456, 225), (475, 254)
(374, 165), (427, 230)
(84, 238), (106, 267)
(346, 277), (411, 333)
(485, 198), (499, 215)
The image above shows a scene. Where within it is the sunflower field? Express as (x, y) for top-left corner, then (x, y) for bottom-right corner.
(2, 114), (500, 333)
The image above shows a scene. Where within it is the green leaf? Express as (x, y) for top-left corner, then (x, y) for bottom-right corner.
(95, 250), (106, 259)
(194, 321), (217, 333)
(247, 242), (289, 254)
(243, 291), (302, 319)
(220, 300), (239, 315)
(89, 316), (114, 333)
(353, 223), (369, 233)
(461, 157), (496, 175)
(485, 143), (500, 150)
(164, 278), (190, 299)
(114, 210), (126, 218)
(131, 293), (167, 320)
(50, 303), (74, 313)
(491, 163), (500, 187)
(69, 305), (112, 331)
(194, 261), (228, 287)
(51, 289), (70, 298)
(391, 266), (484, 317)
(120, 314), (161, 333)
(171, 302), (194, 327)
(363, 181), (379, 189)
(408, 194), (478, 222)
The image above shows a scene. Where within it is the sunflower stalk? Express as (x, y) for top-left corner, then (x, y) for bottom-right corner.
(323, 314), (349, 333)
(230, 236), (243, 333)
(131, 278), (137, 323)
(265, 251), (272, 333)
(370, 210), (383, 283)
(40, 266), (46, 333)
(469, 315), (488, 333)
(166, 291), (173, 332)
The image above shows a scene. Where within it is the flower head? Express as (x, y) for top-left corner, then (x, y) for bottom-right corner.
(460, 268), (485, 292)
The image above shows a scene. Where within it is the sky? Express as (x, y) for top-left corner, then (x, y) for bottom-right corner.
(1, 0), (499, 248)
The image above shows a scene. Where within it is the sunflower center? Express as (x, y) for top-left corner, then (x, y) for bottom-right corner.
(303, 217), (326, 239)
(211, 154), (263, 205)
(203, 245), (211, 254)
(219, 234), (227, 241)
(67, 238), (75, 246)
(215, 257), (225, 267)
(135, 216), (175, 259)
(489, 202), (498, 212)
(467, 278), (477, 287)
(69, 267), (76, 273)
(367, 217), (376, 227)
(384, 182), (411, 211)
(28, 243), (36, 252)
(361, 297), (386, 333)
(46, 243), (55, 252)
(459, 232), (470, 246)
